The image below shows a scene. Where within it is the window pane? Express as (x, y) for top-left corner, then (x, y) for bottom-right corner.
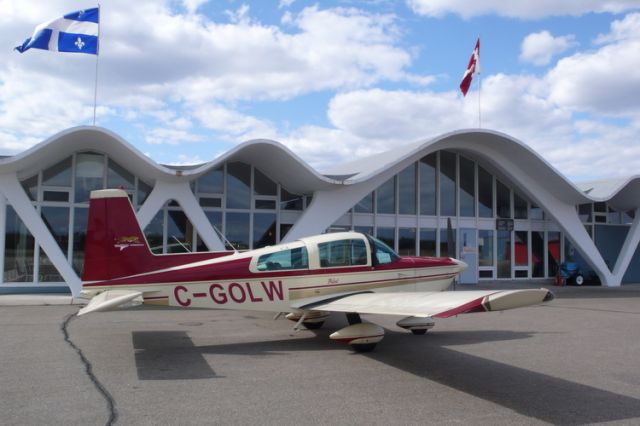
(354, 192), (373, 213)
(200, 197), (222, 208)
(253, 213), (276, 249)
(107, 159), (135, 190)
(514, 192), (528, 219)
(21, 175), (38, 201)
(4, 206), (35, 282)
(257, 247), (309, 270)
(254, 168), (277, 196)
(478, 166), (493, 218)
(354, 226), (373, 236)
(530, 204), (544, 220)
(198, 167), (224, 194)
(547, 232), (561, 277)
(226, 212), (250, 250)
(226, 162), (251, 209)
(72, 207), (88, 275)
(196, 211), (223, 251)
(459, 156), (475, 217)
(318, 239), (368, 267)
(144, 210), (164, 254)
(398, 164), (416, 215)
(398, 227), (416, 256)
(43, 157), (72, 187)
(440, 228), (456, 258)
(376, 227), (395, 251)
(75, 153), (104, 203)
(43, 191), (69, 202)
(439, 151), (456, 216)
(497, 230), (511, 278)
(376, 177), (396, 214)
(419, 154), (437, 216)
(137, 179), (152, 206)
(280, 223), (293, 241)
(255, 199), (276, 210)
(496, 180), (511, 219)
(419, 228), (436, 256)
(166, 209), (193, 253)
(281, 188), (303, 210)
(515, 231), (528, 266)
(478, 230), (493, 266)
(39, 250), (64, 282)
(532, 231), (544, 278)
(41, 206), (69, 253)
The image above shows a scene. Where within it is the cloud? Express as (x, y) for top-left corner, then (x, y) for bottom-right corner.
(407, 0), (640, 19)
(519, 31), (577, 65)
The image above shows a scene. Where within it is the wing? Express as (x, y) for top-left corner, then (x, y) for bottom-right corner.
(77, 289), (143, 316)
(292, 289), (554, 318)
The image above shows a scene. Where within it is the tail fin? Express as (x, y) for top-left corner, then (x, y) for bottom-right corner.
(82, 189), (229, 282)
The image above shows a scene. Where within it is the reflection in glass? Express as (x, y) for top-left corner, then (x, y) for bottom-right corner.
(138, 179), (152, 206)
(254, 168), (277, 196)
(398, 165), (416, 215)
(41, 206), (70, 253)
(253, 213), (277, 249)
(497, 230), (511, 278)
(547, 231), (561, 277)
(514, 231), (528, 266)
(419, 154), (437, 216)
(354, 192), (373, 213)
(21, 175), (38, 201)
(419, 228), (436, 256)
(198, 167), (224, 194)
(514, 192), (528, 219)
(144, 210), (164, 254)
(75, 153), (104, 203)
(532, 231), (544, 278)
(459, 156), (475, 217)
(281, 188), (303, 210)
(167, 209), (193, 253)
(439, 151), (456, 216)
(530, 204), (544, 220)
(376, 177), (396, 214)
(354, 226), (374, 236)
(226, 162), (251, 209)
(43, 157), (72, 187)
(280, 223), (293, 241)
(72, 207), (88, 275)
(478, 230), (493, 266)
(4, 206), (35, 282)
(440, 228), (456, 258)
(226, 212), (250, 250)
(197, 211), (223, 251)
(39, 250), (63, 282)
(398, 227), (416, 256)
(478, 166), (493, 218)
(496, 180), (511, 219)
(107, 159), (135, 190)
(376, 227), (395, 250)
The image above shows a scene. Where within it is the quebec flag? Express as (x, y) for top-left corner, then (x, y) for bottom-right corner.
(15, 7), (99, 55)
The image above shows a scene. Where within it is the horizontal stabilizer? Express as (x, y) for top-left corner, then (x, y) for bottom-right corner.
(77, 290), (143, 316)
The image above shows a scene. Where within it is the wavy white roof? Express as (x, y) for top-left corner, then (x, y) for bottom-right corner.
(1, 126), (639, 210)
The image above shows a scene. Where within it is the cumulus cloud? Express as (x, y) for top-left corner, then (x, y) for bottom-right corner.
(519, 31), (577, 65)
(407, 0), (640, 19)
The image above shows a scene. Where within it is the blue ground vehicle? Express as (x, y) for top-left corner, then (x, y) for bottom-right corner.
(558, 262), (585, 285)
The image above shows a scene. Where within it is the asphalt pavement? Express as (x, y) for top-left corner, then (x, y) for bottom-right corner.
(1, 285), (639, 425)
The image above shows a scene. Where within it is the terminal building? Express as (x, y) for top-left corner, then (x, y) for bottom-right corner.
(0, 126), (639, 296)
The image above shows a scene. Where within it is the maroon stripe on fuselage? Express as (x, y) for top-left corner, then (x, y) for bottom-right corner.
(83, 256), (459, 288)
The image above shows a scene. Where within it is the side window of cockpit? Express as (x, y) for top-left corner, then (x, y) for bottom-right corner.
(318, 239), (368, 267)
(368, 236), (400, 265)
(256, 247), (309, 271)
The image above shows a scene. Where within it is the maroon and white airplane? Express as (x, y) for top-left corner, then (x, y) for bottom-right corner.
(79, 189), (554, 352)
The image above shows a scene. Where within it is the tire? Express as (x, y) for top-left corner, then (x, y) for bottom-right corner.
(575, 274), (584, 286)
(411, 329), (427, 335)
(352, 343), (377, 353)
(303, 321), (324, 330)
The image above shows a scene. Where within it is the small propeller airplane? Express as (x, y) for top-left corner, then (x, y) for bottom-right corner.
(78, 189), (554, 352)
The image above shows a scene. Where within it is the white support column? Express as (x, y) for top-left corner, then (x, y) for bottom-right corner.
(137, 181), (225, 251)
(611, 208), (640, 285)
(0, 173), (81, 296)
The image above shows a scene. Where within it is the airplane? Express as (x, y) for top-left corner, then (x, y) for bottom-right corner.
(78, 188), (554, 352)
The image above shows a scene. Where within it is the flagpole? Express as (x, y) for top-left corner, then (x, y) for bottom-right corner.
(92, 3), (100, 126)
(478, 35), (481, 128)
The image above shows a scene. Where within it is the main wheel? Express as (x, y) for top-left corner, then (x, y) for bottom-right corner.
(351, 343), (377, 353)
(411, 329), (427, 335)
(575, 274), (584, 286)
(303, 321), (324, 330)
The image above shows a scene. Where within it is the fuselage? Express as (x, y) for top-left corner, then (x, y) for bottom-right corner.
(82, 232), (466, 312)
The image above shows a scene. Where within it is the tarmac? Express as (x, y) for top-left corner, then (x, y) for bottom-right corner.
(1, 282), (639, 425)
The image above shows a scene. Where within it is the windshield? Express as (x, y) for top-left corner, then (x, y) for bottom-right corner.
(367, 235), (400, 265)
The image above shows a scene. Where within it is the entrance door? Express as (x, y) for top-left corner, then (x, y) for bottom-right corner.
(459, 228), (478, 284)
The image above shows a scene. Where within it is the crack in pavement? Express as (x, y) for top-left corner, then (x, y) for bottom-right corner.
(62, 311), (118, 426)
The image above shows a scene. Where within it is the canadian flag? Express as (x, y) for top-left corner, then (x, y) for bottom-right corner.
(460, 38), (480, 96)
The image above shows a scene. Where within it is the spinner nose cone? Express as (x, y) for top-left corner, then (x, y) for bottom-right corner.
(452, 258), (468, 272)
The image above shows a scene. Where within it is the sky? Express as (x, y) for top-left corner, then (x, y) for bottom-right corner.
(2, 0), (640, 181)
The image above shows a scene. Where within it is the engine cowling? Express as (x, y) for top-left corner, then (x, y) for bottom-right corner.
(329, 323), (384, 346)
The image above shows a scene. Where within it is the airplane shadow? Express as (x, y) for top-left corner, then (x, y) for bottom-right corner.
(131, 324), (640, 425)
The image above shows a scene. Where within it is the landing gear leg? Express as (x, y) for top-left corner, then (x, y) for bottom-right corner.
(346, 312), (361, 325)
